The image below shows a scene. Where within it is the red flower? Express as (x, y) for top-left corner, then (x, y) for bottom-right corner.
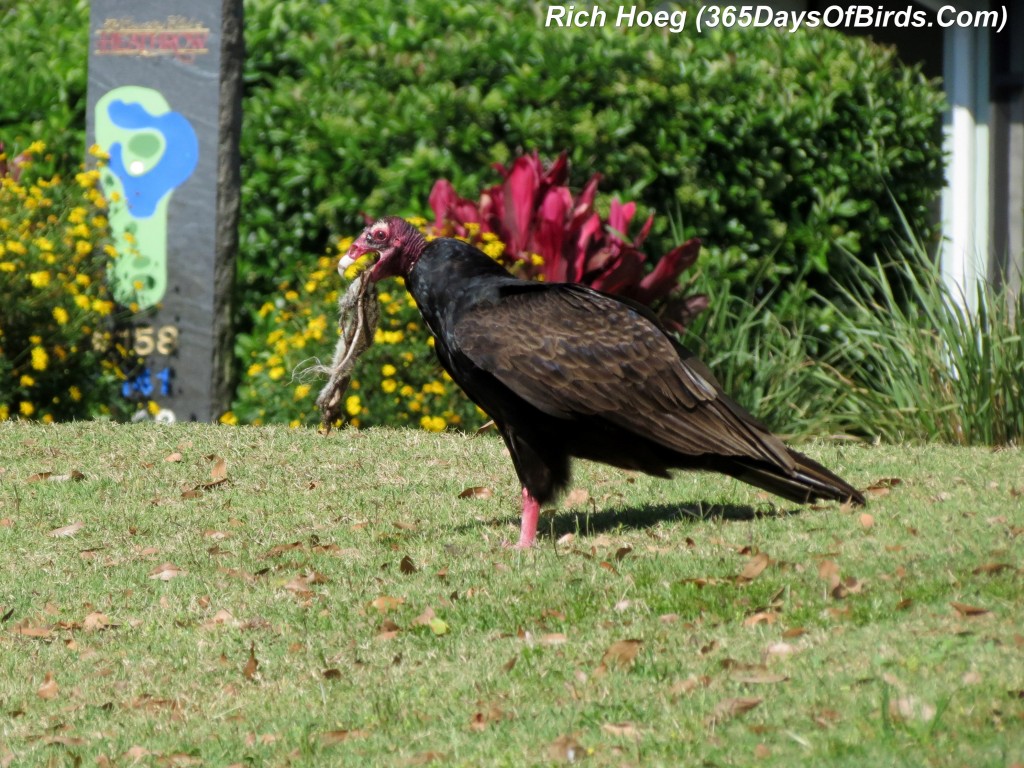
(429, 151), (706, 329)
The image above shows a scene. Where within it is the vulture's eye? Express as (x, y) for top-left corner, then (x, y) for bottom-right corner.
(371, 229), (386, 242)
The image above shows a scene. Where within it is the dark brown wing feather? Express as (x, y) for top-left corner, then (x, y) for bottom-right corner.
(454, 284), (796, 470)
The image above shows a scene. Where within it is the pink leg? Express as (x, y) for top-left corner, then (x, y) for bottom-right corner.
(516, 487), (541, 548)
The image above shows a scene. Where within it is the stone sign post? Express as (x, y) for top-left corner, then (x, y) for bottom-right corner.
(86, 0), (243, 422)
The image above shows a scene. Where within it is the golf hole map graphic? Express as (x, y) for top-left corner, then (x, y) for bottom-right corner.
(86, 1), (241, 422)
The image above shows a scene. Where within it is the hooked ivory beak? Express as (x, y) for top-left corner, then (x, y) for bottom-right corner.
(337, 247), (379, 275)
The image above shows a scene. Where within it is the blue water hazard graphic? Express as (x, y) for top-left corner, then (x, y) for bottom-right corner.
(105, 100), (198, 218)
(122, 367), (173, 399)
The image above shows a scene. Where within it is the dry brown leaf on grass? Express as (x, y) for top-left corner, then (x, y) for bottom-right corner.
(48, 521), (84, 538)
(207, 454), (228, 482)
(37, 672), (58, 700)
(406, 751), (447, 765)
(669, 675), (711, 697)
(743, 611), (777, 627)
(201, 609), (237, 630)
(738, 552), (771, 582)
(369, 595), (405, 614)
(458, 486), (493, 499)
(706, 696), (762, 726)
(376, 618), (401, 641)
(10, 620), (51, 638)
(319, 729), (369, 746)
(732, 670), (789, 685)
(83, 612), (114, 632)
(595, 638), (642, 676)
(951, 601), (990, 617)
(149, 562), (185, 581)
(400, 555), (418, 574)
(29, 470), (85, 483)
(155, 754), (202, 766)
(243, 642), (259, 680)
(601, 722), (643, 738)
(865, 477), (903, 498)
(973, 562), (1013, 575)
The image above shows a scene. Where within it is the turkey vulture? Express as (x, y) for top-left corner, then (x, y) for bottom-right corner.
(339, 216), (865, 547)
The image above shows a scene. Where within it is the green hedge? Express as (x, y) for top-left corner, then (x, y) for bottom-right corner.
(240, 0), (945, 308)
(0, 2), (89, 174)
(2, 0), (947, 427)
(2, 0), (945, 308)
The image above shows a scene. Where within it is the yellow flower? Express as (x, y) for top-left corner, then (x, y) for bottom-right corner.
(20, 374), (35, 387)
(0, 262), (14, 273)
(422, 380), (446, 396)
(26, 140), (46, 155)
(69, 386), (82, 402)
(52, 306), (69, 325)
(258, 302), (275, 319)
(381, 364), (397, 377)
(420, 415), (446, 432)
(284, 290), (299, 302)
(31, 346), (48, 371)
(373, 329), (405, 344)
(19, 401), (34, 417)
(75, 240), (92, 257)
(41, 413), (54, 424)
(34, 236), (54, 252)
(268, 366), (285, 381)
(247, 363), (264, 376)
(345, 395), (362, 416)
(294, 384), (311, 400)
(75, 274), (91, 287)
(219, 410), (239, 426)
(28, 270), (50, 288)
(91, 299), (114, 315)
(381, 378), (397, 394)
(0, 404), (7, 421)
(74, 295), (90, 310)
(482, 240), (506, 260)
(68, 206), (88, 225)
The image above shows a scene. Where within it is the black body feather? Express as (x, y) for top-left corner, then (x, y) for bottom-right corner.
(404, 236), (865, 508)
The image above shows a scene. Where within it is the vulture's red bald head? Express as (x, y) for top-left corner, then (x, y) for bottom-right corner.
(339, 216), (426, 282)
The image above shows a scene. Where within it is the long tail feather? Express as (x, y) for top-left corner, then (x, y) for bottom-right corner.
(724, 449), (865, 506)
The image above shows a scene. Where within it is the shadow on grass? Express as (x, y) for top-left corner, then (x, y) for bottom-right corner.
(462, 500), (806, 541)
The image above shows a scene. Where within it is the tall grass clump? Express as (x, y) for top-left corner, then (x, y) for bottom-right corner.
(687, 222), (1023, 447)
(830, 237), (1024, 446)
(681, 277), (858, 441)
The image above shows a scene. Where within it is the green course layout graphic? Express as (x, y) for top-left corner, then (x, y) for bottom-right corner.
(95, 86), (198, 309)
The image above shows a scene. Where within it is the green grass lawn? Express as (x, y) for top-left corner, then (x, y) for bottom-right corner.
(1, 421), (1022, 766)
